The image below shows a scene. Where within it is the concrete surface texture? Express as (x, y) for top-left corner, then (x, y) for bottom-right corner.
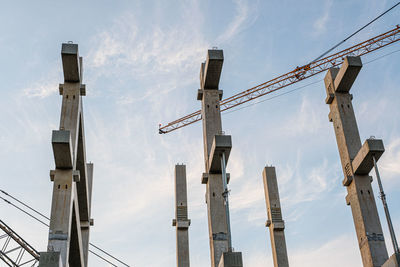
(262, 166), (289, 267)
(172, 164), (191, 267)
(198, 49), (242, 267)
(39, 43), (93, 267)
(324, 56), (388, 267)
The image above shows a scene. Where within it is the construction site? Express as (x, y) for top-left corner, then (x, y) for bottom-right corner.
(1, 1), (400, 267)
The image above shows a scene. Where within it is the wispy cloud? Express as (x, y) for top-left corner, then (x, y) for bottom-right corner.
(313, 0), (333, 36)
(381, 137), (400, 179)
(22, 75), (59, 98)
(217, 0), (259, 44)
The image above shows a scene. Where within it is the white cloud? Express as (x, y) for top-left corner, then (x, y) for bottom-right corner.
(22, 77), (58, 98)
(381, 137), (400, 179)
(244, 234), (361, 267)
(313, 0), (333, 35)
(87, 12), (207, 77)
(281, 95), (325, 136)
(217, 0), (259, 44)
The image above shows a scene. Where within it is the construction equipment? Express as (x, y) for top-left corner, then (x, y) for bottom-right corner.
(0, 219), (40, 266)
(159, 25), (400, 134)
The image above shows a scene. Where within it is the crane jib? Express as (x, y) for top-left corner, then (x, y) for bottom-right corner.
(159, 25), (400, 134)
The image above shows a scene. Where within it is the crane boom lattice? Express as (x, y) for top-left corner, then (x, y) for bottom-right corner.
(159, 25), (400, 134)
(0, 219), (39, 267)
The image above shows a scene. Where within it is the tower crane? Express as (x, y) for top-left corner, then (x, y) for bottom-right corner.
(159, 25), (400, 134)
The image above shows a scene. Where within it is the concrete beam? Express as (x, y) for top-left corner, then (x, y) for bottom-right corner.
(200, 50), (224, 90)
(61, 43), (80, 83)
(333, 56), (362, 93)
(208, 135), (232, 173)
(217, 252), (243, 267)
(52, 130), (73, 169)
(352, 139), (384, 175)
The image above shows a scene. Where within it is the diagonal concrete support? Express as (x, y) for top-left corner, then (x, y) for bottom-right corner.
(172, 164), (191, 267)
(262, 166), (289, 267)
(197, 49), (242, 267)
(40, 43), (94, 267)
(324, 56), (388, 267)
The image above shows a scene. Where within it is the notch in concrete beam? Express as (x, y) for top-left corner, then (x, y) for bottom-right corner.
(208, 135), (232, 173)
(201, 49), (224, 89)
(334, 56), (362, 93)
(202, 172), (230, 184)
(324, 68), (339, 97)
(52, 130), (73, 169)
(61, 43), (81, 83)
(352, 139), (384, 175)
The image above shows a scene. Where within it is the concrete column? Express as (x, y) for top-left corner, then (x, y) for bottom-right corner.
(172, 165), (191, 267)
(218, 252), (243, 267)
(40, 43), (93, 267)
(262, 166), (289, 267)
(198, 50), (229, 267)
(324, 56), (388, 267)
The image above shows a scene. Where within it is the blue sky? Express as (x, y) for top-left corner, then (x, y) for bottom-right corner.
(1, 0), (400, 266)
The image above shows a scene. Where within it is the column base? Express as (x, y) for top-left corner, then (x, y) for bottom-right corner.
(39, 251), (63, 267)
(218, 251), (243, 267)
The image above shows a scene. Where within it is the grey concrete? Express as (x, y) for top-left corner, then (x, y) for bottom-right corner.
(41, 43), (93, 267)
(52, 130), (73, 169)
(61, 43), (80, 83)
(262, 167), (289, 267)
(217, 252), (243, 267)
(172, 165), (191, 267)
(200, 49), (224, 90)
(382, 254), (400, 267)
(199, 50), (228, 267)
(324, 56), (388, 267)
(352, 139), (384, 175)
(202, 173), (230, 185)
(39, 252), (63, 267)
(208, 135), (232, 173)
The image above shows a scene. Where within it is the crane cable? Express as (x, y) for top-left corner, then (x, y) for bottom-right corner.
(311, 1), (400, 63)
(0, 189), (130, 267)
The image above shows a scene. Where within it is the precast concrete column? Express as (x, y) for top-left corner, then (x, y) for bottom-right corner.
(262, 166), (289, 267)
(324, 56), (388, 267)
(197, 49), (243, 267)
(40, 43), (94, 267)
(172, 165), (191, 267)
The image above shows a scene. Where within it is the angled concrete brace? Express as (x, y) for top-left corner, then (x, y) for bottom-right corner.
(324, 56), (388, 267)
(40, 43), (94, 267)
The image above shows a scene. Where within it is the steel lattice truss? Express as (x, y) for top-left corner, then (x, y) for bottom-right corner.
(0, 220), (39, 267)
(159, 25), (400, 134)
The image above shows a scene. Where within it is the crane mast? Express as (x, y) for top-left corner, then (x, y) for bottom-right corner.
(159, 25), (400, 134)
